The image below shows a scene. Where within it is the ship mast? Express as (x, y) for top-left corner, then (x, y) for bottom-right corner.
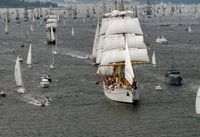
(120, 0), (124, 11)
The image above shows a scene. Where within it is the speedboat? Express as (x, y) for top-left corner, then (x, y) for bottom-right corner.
(36, 99), (46, 107)
(40, 76), (50, 88)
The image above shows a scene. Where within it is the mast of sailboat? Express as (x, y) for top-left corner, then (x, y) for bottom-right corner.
(120, 0), (124, 11)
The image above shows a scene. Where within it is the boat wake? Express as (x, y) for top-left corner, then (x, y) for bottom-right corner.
(0, 40), (8, 45)
(17, 93), (50, 107)
(60, 48), (92, 60)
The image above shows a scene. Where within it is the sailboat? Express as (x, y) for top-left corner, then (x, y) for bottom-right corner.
(196, 87), (200, 114)
(31, 25), (33, 32)
(155, 55), (162, 91)
(95, 1), (149, 103)
(50, 53), (55, 69)
(26, 44), (32, 68)
(5, 14), (9, 34)
(187, 26), (192, 33)
(152, 50), (156, 67)
(50, 26), (56, 44)
(15, 56), (25, 93)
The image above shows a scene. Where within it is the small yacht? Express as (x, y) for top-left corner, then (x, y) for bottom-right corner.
(156, 36), (168, 44)
(36, 98), (46, 106)
(40, 75), (50, 88)
(164, 65), (182, 86)
(0, 90), (6, 97)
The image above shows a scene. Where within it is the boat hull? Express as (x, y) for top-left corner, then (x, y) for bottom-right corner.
(40, 81), (49, 88)
(103, 85), (139, 103)
(164, 76), (182, 86)
(17, 87), (25, 93)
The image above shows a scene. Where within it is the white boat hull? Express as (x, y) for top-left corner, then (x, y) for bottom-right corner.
(17, 87), (25, 93)
(40, 81), (49, 88)
(103, 85), (139, 103)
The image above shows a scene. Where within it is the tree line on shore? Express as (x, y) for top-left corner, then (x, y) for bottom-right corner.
(0, 0), (58, 8)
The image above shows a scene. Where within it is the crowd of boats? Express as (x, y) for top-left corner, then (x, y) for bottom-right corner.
(0, 0), (199, 111)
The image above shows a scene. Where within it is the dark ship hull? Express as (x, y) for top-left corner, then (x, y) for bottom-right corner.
(164, 65), (182, 86)
(164, 76), (182, 86)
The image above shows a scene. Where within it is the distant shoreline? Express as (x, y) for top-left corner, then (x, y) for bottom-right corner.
(0, 1), (58, 8)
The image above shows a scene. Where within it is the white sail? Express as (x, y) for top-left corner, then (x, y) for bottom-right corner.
(50, 26), (55, 41)
(15, 56), (24, 87)
(71, 27), (75, 36)
(26, 44), (32, 66)
(103, 34), (146, 51)
(124, 38), (135, 84)
(100, 17), (143, 35)
(152, 51), (156, 66)
(5, 15), (8, 34)
(188, 26), (192, 33)
(5, 22), (8, 34)
(97, 66), (113, 75)
(196, 87), (200, 114)
(92, 19), (100, 58)
(31, 25), (33, 32)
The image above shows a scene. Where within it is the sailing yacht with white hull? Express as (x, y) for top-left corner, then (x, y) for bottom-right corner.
(15, 56), (25, 93)
(5, 14), (9, 34)
(95, 1), (149, 103)
(26, 44), (32, 68)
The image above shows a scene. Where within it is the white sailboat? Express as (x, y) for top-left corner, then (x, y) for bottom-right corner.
(196, 87), (200, 114)
(95, 6), (149, 103)
(155, 58), (162, 91)
(188, 26), (192, 33)
(71, 27), (75, 37)
(50, 26), (55, 41)
(26, 44), (32, 68)
(15, 56), (25, 93)
(152, 50), (156, 66)
(31, 25), (33, 32)
(5, 14), (9, 34)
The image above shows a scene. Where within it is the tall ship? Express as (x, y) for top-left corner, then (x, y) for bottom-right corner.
(45, 15), (57, 44)
(93, 0), (150, 103)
